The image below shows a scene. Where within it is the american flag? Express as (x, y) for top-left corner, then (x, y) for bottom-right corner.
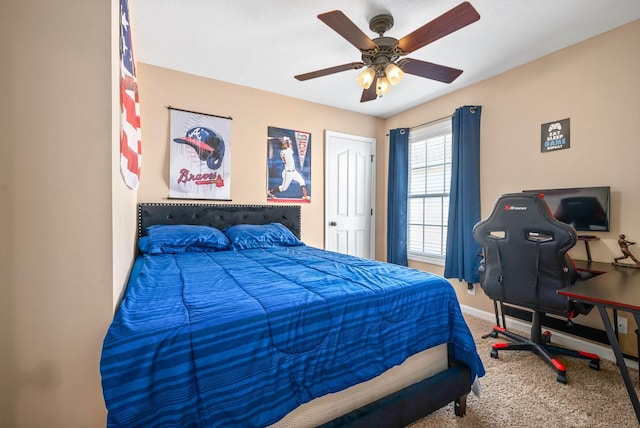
(120, 0), (142, 189)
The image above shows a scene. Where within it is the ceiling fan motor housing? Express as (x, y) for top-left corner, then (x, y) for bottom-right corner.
(363, 14), (400, 72)
(361, 36), (401, 71)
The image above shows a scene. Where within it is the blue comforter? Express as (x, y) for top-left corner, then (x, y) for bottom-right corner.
(101, 246), (484, 427)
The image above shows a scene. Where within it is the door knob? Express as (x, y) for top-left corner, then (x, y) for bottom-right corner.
(329, 221), (337, 226)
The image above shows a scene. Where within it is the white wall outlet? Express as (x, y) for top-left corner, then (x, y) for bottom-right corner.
(467, 283), (476, 295)
(618, 316), (628, 334)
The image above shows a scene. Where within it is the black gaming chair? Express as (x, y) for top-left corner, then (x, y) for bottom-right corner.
(473, 193), (600, 383)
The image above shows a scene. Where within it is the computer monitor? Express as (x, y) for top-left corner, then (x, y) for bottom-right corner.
(523, 186), (610, 232)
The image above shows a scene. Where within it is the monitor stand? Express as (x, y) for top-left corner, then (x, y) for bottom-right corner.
(577, 236), (598, 263)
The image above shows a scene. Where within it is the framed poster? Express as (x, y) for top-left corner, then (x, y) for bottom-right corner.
(169, 108), (232, 200)
(266, 126), (311, 203)
(541, 118), (570, 152)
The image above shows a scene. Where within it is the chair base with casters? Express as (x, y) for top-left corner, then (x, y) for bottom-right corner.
(486, 302), (600, 384)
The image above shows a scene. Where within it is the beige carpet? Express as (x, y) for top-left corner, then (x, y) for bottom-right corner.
(409, 314), (640, 428)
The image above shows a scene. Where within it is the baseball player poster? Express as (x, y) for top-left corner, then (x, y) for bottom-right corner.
(267, 126), (312, 203)
(169, 107), (231, 200)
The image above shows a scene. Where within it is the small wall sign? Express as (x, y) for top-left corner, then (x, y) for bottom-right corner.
(541, 118), (570, 153)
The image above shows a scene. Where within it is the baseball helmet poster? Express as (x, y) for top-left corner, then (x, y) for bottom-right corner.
(169, 108), (231, 200)
(267, 126), (312, 203)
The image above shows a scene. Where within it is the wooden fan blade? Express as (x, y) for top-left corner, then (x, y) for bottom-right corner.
(360, 76), (378, 102)
(397, 2), (480, 54)
(295, 62), (365, 81)
(398, 59), (463, 83)
(318, 10), (378, 52)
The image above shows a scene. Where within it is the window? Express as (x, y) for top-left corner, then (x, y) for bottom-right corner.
(408, 119), (452, 265)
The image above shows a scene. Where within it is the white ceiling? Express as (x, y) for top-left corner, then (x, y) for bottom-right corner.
(130, 0), (640, 118)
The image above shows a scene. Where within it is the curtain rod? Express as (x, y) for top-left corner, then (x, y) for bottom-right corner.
(411, 114), (452, 130)
(387, 106), (479, 136)
(385, 114), (452, 136)
(167, 105), (233, 121)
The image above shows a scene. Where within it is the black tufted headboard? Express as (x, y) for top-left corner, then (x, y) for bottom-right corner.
(137, 203), (302, 238)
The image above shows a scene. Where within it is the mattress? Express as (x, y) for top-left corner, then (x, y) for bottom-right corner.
(101, 245), (484, 427)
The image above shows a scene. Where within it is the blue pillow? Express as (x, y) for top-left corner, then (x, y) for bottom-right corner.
(139, 224), (231, 254)
(224, 223), (303, 250)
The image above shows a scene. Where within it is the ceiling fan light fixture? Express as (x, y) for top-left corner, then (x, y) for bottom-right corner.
(385, 63), (404, 86)
(356, 67), (376, 89)
(376, 75), (391, 95)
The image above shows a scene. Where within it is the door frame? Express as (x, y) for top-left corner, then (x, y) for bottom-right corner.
(324, 130), (376, 257)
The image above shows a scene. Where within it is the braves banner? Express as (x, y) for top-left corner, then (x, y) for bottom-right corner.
(119, 0), (142, 189)
(169, 108), (232, 200)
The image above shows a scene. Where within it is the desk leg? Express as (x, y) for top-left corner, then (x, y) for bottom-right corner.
(634, 314), (640, 385)
(598, 306), (640, 422)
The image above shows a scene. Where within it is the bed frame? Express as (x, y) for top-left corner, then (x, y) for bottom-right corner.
(138, 203), (302, 238)
(137, 203), (472, 427)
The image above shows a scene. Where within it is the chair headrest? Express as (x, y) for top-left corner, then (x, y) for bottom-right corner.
(473, 192), (577, 252)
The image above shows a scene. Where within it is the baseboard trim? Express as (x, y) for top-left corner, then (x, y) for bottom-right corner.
(460, 304), (639, 371)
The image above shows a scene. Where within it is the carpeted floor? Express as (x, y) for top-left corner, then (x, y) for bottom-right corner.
(409, 314), (640, 427)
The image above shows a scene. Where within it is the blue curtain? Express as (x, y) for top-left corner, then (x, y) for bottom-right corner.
(444, 106), (482, 283)
(387, 128), (409, 266)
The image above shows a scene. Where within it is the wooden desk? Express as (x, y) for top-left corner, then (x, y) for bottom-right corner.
(572, 259), (615, 275)
(558, 267), (640, 423)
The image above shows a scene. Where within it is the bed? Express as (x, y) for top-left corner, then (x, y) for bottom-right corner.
(100, 203), (485, 427)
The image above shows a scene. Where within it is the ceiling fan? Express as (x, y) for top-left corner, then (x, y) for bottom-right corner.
(294, 2), (480, 102)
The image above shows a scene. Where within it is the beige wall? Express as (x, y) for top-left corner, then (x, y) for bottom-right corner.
(3, 1), (115, 427)
(135, 64), (385, 251)
(387, 21), (640, 354)
(138, 21), (640, 354)
(2, 1), (638, 426)
(0, 3), (12, 425)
